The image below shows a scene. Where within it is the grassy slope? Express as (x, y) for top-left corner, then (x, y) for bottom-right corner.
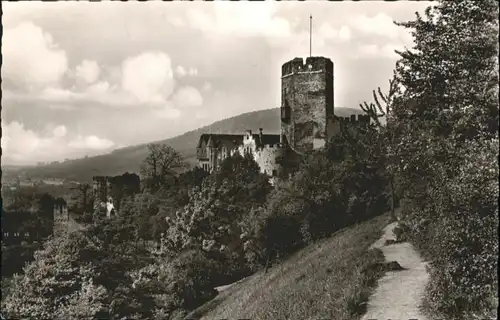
(17, 107), (363, 182)
(186, 213), (391, 320)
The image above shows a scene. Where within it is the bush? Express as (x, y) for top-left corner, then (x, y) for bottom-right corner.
(131, 249), (220, 317)
(425, 139), (498, 316)
(401, 137), (499, 316)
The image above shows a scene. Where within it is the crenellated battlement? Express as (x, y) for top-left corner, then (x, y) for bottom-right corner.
(335, 114), (371, 125)
(281, 56), (334, 77)
(258, 143), (287, 151)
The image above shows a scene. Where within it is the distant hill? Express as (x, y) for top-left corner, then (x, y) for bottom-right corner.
(16, 107), (363, 182)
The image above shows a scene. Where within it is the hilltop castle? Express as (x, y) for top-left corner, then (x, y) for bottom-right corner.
(196, 56), (369, 176)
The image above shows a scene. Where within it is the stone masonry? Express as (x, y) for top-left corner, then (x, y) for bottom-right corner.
(281, 56), (334, 153)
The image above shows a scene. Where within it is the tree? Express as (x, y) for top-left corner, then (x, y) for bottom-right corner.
(140, 144), (186, 192)
(359, 78), (401, 220)
(384, 1), (499, 317)
(164, 153), (272, 282)
(1, 211), (163, 320)
(393, 0), (498, 139)
(389, 0), (499, 209)
(1, 233), (108, 319)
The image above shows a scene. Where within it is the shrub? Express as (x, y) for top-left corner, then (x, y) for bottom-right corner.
(424, 138), (499, 316)
(400, 137), (499, 316)
(131, 249), (221, 317)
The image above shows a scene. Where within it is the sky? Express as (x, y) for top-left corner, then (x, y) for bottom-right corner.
(1, 0), (432, 166)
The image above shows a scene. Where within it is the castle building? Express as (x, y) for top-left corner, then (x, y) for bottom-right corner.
(92, 176), (114, 218)
(92, 173), (141, 217)
(196, 129), (283, 176)
(53, 198), (69, 236)
(196, 55), (370, 175)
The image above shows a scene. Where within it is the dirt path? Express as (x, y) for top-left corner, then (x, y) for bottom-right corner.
(362, 222), (430, 320)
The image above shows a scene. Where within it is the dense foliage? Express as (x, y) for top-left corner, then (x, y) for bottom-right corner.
(240, 123), (390, 271)
(388, 0), (499, 317)
(164, 152), (272, 283)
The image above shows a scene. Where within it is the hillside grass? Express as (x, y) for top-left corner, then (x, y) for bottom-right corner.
(185, 213), (392, 320)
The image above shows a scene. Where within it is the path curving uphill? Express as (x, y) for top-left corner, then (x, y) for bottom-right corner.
(362, 222), (430, 320)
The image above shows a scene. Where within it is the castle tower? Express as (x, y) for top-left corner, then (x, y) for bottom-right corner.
(53, 198), (69, 236)
(280, 56), (334, 153)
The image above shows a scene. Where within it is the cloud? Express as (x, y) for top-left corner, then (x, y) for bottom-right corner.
(40, 86), (76, 102)
(187, 2), (291, 39)
(175, 66), (198, 77)
(318, 23), (352, 42)
(175, 66), (187, 77)
(68, 135), (115, 150)
(353, 13), (400, 39)
(358, 44), (379, 56)
(86, 81), (111, 94)
(75, 60), (100, 84)
(350, 13), (413, 47)
(4, 50), (178, 109)
(339, 26), (352, 40)
(2, 21), (68, 87)
(167, 16), (184, 28)
(153, 106), (182, 119)
(121, 51), (175, 103)
(356, 43), (403, 59)
(346, 13), (413, 59)
(202, 82), (212, 92)
(1, 120), (115, 164)
(52, 125), (67, 138)
(1, 121), (44, 162)
(172, 86), (203, 109)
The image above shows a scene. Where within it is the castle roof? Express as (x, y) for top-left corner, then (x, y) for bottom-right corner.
(198, 134), (244, 149)
(251, 134), (281, 147)
(198, 132), (282, 150)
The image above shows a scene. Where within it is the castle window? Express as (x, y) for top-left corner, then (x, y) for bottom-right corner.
(281, 101), (291, 123)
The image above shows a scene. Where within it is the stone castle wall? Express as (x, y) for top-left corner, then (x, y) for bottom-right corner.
(281, 57), (334, 153)
(92, 173), (140, 215)
(53, 201), (69, 236)
(254, 144), (285, 176)
(327, 114), (371, 139)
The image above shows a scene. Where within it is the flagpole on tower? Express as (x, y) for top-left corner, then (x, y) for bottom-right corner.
(309, 15), (312, 57)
